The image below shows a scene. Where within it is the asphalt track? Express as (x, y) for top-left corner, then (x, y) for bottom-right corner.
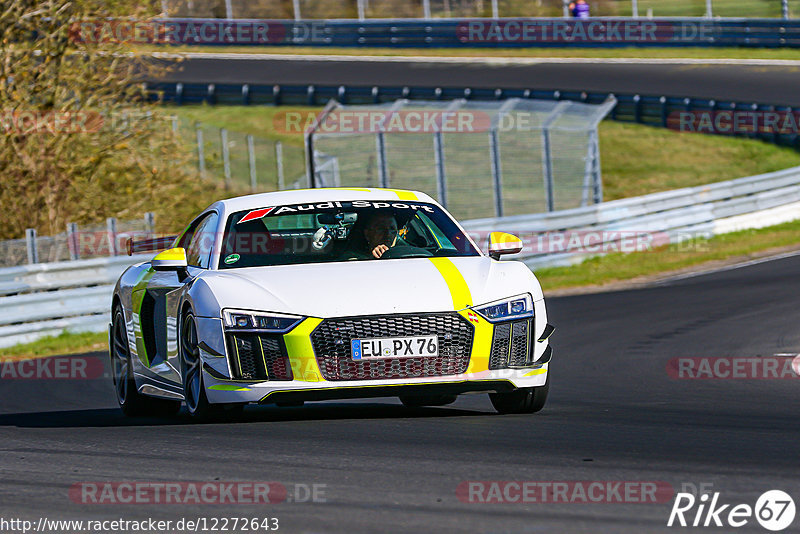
(2, 253), (800, 533)
(156, 55), (800, 106)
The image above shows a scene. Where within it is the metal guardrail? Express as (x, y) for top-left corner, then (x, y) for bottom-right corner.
(462, 165), (800, 268)
(0, 255), (151, 348)
(148, 82), (800, 149)
(3, 166), (800, 349)
(149, 18), (800, 48)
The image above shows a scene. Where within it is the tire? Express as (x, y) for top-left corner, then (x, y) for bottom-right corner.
(399, 394), (457, 408)
(489, 372), (549, 415)
(111, 307), (180, 417)
(180, 312), (223, 421)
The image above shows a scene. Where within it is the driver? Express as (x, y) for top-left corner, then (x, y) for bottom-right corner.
(363, 211), (399, 259)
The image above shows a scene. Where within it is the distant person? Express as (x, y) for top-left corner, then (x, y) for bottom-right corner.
(569, 0), (590, 18)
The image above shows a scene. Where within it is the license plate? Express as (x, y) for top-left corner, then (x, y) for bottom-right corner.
(351, 335), (439, 360)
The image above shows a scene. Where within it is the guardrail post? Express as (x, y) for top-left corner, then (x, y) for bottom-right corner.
(632, 0), (638, 17)
(175, 82), (184, 105)
(783, 0), (789, 19)
(275, 141), (285, 190)
(587, 129), (603, 205)
(357, 0), (366, 20)
(242, 84), (250, 105)
(144, 212), (155, 237)
(633, 94), (642, 123)
(107, 218), (118, 256)
(491, 0), (499, 18)
(25, 228), (39, 264)
(224, 0), (233, 19)
(434, 133), (447, 208)
(489, 128), (503, 217)
(66, 222), (79, 261)
(196, 123), (206, 178)
(423, 0), (431, 19)
(221, 128), (232, 189)
(273, 85), (282, 106)
(542, 127), (555, 212)
(247, 135), (257, 192)
(660, 96), (668, 127)
(376, 131), (389, 188)
(293, 0), (301, 20)
(705, 0), (712, 17)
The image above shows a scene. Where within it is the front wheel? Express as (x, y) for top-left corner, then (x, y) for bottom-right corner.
(181, 312), (221, 421)
(489, 372), (549, 415)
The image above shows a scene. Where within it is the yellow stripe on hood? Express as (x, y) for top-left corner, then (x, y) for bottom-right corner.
(429, 257), (473, 311)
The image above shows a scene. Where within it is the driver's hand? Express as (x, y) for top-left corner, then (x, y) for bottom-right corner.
(372, 244), (389, 258)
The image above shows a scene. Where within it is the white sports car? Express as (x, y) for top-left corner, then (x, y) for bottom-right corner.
(110, 188), (554, 419)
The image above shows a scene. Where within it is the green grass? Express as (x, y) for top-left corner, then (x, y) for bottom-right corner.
(147, 45), (800, 60)
(536, 219), (800, 290)
(0, 331), (107, 361)
(598, 121), (800, 200)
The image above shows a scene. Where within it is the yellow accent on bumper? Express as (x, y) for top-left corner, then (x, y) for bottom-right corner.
(524, 368), (548, 377)
(284, 318), (324, 382)
(461, 310), (493, 374)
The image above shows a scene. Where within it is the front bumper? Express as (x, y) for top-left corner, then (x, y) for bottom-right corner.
(201, 308), (552, 405)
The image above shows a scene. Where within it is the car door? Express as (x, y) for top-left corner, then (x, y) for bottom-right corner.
(137, 211), (219, 386)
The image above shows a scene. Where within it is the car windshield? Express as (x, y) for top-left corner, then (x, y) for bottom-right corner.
(218, 200), (480, 269)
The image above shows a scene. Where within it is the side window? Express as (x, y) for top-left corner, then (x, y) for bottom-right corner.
(184, 213), (219, 268)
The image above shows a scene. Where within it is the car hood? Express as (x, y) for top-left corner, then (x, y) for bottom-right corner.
(194, 256), (541, 318)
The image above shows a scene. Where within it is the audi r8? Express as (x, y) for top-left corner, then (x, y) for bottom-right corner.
(109, 188), (554, 419)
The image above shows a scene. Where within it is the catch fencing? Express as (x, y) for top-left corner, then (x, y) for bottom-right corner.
(139, 17), (800, 47)
(0, 214), (157, 269)
(305, 97), (616, 220)
(177, 119), (307, 192)
(160, 0), (799, 21)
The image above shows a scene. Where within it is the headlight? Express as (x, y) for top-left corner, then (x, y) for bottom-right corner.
(222, 309), (304, 333)
(472, 294), (534, 323)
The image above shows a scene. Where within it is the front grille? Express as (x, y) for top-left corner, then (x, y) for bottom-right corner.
(226, 333), (293, 381)
(310, 313), (474, 381)
(489, 318), (535, 369)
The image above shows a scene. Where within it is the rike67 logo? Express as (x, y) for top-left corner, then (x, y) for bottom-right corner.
(668, 490), (796, 531)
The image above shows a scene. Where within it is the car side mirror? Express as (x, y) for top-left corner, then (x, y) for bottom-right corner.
(152, 247), (188, 272)
(488, 232), (524, 260)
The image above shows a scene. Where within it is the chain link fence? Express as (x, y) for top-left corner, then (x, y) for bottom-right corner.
(0, 215), (156, 268)
(162, 0), (799, 20)
(178, 119), (307, 193)
(307, 97), (615, 220)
